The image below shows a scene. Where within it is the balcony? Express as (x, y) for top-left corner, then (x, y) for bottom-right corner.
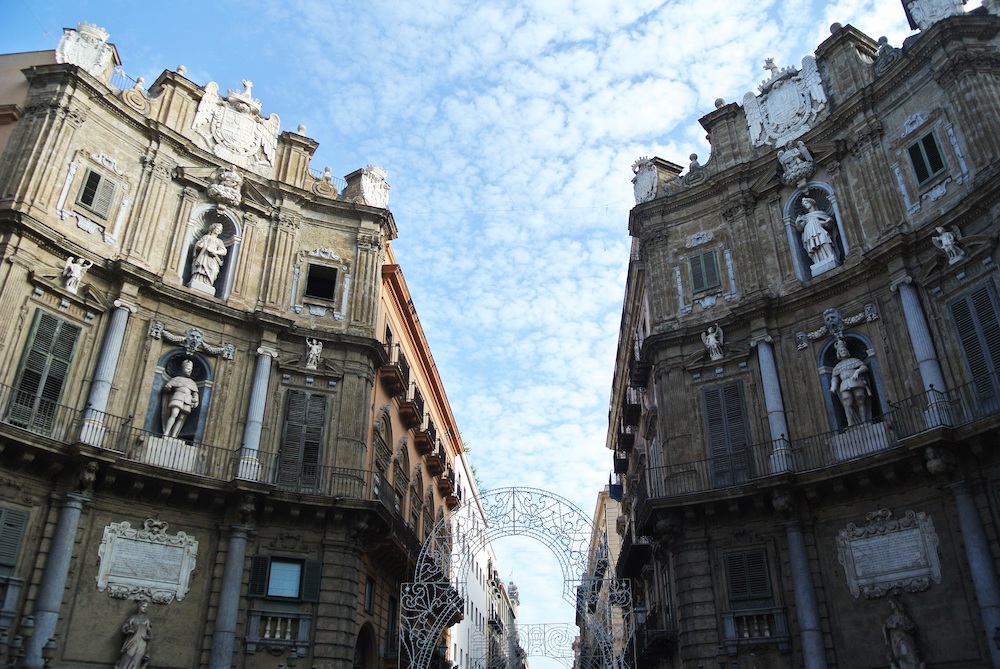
(614, 449), (629, 474)
(245, 609), (312, 655)
(619, 424), (635, 451)
(413, 415), (437, 455)
(398, 384), (424, 430)
(721, 607), (790, 654)
(629, 340), (650, 388)
(633, 606), (678, 661)
(635, 377), (1000, 511)
(377, 343), (410, 397)
(623, 386), (642, 426)
(425, 441), (447, 477)
(615, 529), (652, 579)
(445, 485), (461, 510)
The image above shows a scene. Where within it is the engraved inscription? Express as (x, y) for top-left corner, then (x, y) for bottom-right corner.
(109, 541), (185, 583)
(96, 518), (198, 604)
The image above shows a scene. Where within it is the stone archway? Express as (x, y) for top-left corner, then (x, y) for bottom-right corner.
(400, 487), (632, 668)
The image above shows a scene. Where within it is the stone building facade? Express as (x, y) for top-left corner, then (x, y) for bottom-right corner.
(0, 22), (467, 669)
(611, 2), (1000, 668)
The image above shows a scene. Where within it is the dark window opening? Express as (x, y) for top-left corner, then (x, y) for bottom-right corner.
(908, 132), (946, 185)
(725, 549), (772, 610)
(77, 169), (116, 219)
(304, 264), (338, 300)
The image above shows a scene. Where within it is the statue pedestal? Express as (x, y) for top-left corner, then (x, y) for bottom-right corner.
(830, 422), (890, 461)
(236, 455), (261, 481)
(809, 257), (838, 277)
(188, 278), (216, 296)
(142, 436), (200, 473)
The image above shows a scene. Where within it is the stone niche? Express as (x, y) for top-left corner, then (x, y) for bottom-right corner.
(836, 508), (941, 598)
(96, 518), (199, 604)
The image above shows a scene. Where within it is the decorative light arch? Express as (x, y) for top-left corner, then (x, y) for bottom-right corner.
(400, 487), (632, 669)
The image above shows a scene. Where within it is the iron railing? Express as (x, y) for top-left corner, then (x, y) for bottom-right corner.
(636, 374), (1000, 503)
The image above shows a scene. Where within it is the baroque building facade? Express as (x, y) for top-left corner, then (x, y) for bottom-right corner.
(0, 21), (474, 669)
(611, 2), (1000, 669)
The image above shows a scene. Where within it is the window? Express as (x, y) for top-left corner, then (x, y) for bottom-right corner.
(689, 249), (720, 293)
(703, 382), (752, 486)
(304, 264), (338, 300)
(76, 168), (116, 219)
(277, 391), (326, 489)
(248, 556), (321, 601)
(907, 131), (946, 185)
(364, 576), (376, 614)
(0, 508), (28, 577)
(724, 549), (772, 609)
(386, 597), (397, 649)
(7, 311), (80, 435)
(950, 282), (1000, 411)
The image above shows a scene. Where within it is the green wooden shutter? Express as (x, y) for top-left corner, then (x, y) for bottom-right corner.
(8, 311), (80, 434)
(278, 391), (326, 489)
(950, 284), (1000, 411)
(725, 549), (771, 608)
(704, 382), (752, 486)
(301, 559), (322, 602)
(248, 555), (270, 597)
(690, 254), (706, 293)
(0, 508), (28, 576)
(703, 250), (720, 290)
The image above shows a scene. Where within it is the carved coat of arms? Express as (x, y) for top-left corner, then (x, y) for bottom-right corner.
(192, 80), (280, 174)
(743, 57), (827, 148)
(55, 22), (115, 78)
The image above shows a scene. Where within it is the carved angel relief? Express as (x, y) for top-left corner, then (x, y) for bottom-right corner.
(192, 80), (280, 174)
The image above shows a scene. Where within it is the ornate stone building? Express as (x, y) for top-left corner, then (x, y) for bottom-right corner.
(0, 21), (467, 669)
(611, 2), (1000, 668)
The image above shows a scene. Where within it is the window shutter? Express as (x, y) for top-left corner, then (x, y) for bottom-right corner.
(703, 251), (720, 289)
(951, 285), (1000, 409)
(725, 550), (771, 607)
(300, 394), (325, 486)
(704, 382), (752, 485)
(9, 312), (79, 433)
(248, 555), (270, 597)
(301, 559), (322, 602)
(690, 255), (706, 293)
(92, 176), (116, 218)
(0, 508), (28, 574)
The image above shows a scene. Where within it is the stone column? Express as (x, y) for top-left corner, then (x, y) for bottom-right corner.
(949, 481), (1000, 669)
(22, 493), (87, 669)
(312, 526), (368, 666)
(782, 519), (826, 669)
(349, 230), (385, 332)
(80, 300), (137, 447)
(893, 277), (949, 425)
(209, 524), (250, 669)
(237, 346), (278, 480)
(752, 335), (792, 473)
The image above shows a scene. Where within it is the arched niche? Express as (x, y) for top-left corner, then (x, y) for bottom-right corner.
(353, 623), (377, 669)
(143, 349), (214, 443)
(783, 181), (848, 282)
(816, 333), (888, 432)
(180, 205), (242, 300)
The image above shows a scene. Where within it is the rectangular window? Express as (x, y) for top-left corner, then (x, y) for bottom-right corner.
(277, 390), (326, 489)
(703, 382), (753, 486)
(724, 549), (772, 610)
(387, 597), (397, 649)
(364, 576), (376, 613)
(76, 169), (116, 219)
(950, 282), (1000, 412)
(248, 556), (321, 601)
(304, 264), (338, 300)
(7, 311), (80, 435)
(689, 249), (721, 293)
(0, 507), (28, 577)
(907, 131), (946, 185)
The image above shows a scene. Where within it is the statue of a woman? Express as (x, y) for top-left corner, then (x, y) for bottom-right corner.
(189, 223), (227, 291)
(883, 598), (924, 669)
(116, 601), (152, 669)
(795, 197), (837, 269)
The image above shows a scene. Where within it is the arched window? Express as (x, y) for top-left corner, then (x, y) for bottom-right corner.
(392, 448), (409, 516)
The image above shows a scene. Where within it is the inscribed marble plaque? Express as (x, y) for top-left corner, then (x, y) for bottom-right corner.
(96, 518), (198, 603)
(836, 508), (940, 598)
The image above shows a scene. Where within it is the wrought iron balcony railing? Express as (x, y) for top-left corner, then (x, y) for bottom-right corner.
(634, 375), (1000, 506)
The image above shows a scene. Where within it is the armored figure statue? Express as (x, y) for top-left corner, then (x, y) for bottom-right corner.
(829, 338), (871, 427)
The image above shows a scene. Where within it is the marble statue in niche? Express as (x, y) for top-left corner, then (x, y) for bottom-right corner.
(62, 256), (93, 294)
(162, 359), (199, 438)
(116, 600), (152, 669)
(702, 324), (724, 361)
(883, 598), (924, 669)
(188, 223), (227, 294)
(795, 196), (839, 274)
(829, 338), (871, 426)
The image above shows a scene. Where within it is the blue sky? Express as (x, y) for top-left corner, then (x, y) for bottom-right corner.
(3, 1), (934, 666)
